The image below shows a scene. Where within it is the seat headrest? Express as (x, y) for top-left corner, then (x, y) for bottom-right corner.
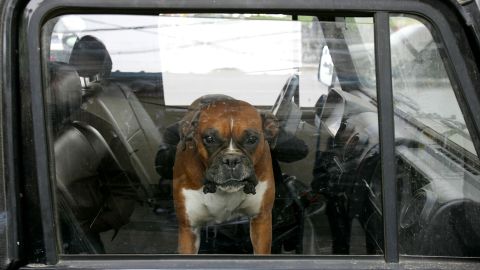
(48, 62), (82, 132)
(189, 94), (235, 111)
(69, 35), (112, 78)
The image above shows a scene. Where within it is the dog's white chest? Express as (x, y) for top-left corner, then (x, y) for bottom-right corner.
(182, 181), (267, 227)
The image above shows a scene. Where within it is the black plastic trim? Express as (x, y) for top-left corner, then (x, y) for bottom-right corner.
(1, 0), (25, 268)
(18, 0), (58, 265)
(374, 12), (398, 264)
(20, 256), (480, 270)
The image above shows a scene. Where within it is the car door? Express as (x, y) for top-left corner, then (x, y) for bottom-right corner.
(1, 0), (480, 269)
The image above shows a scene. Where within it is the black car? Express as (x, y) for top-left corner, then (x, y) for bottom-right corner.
(1, 0), (480, 269)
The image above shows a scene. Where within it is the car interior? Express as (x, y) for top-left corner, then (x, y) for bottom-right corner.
(43, 13), (480, 257)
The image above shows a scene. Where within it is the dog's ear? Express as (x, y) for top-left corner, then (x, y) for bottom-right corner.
(179, 110), (201, 151)
(261, 111), (279, 149)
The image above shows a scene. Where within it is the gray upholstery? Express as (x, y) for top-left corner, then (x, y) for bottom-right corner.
(55, 122), (137, 253)
(50, 62), (137, 253)
(70, 35), (164, 199)
(82, 80), (164, 196)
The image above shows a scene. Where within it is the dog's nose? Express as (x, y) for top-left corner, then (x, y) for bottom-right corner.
(222, 154), (241, 169)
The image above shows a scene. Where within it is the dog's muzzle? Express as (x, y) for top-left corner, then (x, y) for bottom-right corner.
(203, 153), (258, 194)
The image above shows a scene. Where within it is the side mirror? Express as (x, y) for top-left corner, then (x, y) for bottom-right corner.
(318, 46), (334, 86)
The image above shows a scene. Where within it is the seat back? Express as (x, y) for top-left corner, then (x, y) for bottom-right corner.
(49, 62), (137, 253)
(69, 35), (164, 199)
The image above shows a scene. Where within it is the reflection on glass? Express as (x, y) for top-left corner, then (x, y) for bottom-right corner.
(390, 16), (480, 257)
(43, 14), (383, 255)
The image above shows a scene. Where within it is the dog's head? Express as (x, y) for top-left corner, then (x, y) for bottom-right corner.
(180, 97), (278, 194)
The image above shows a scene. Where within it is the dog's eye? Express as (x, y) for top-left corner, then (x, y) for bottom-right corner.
(246, 136), (258, 145)
(203, 135), (216, 145)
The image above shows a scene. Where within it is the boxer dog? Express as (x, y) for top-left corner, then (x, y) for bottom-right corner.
(173, 95), (278, 254)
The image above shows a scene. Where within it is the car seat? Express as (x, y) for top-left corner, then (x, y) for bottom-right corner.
(68, 35), (165, 201)
(49, 62), (138, 253)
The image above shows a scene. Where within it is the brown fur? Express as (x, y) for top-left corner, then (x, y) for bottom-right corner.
(173, 98), (277, 254)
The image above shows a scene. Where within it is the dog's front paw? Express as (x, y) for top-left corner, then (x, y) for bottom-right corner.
(243, 182), (256, 195)
(203, 182), (217, 194)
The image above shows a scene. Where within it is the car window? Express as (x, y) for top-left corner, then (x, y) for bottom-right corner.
(39, 11), (480, 259)
(42, 13), (385, 256)
(389, 16), (480, 257)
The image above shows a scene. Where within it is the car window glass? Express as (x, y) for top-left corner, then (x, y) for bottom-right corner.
(157, 15), (296, 106)
(344, 17), (376, 92)
(390, 16), (480, 257)
(42, 13), (384, 256)
(391, 16), (476, 155)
